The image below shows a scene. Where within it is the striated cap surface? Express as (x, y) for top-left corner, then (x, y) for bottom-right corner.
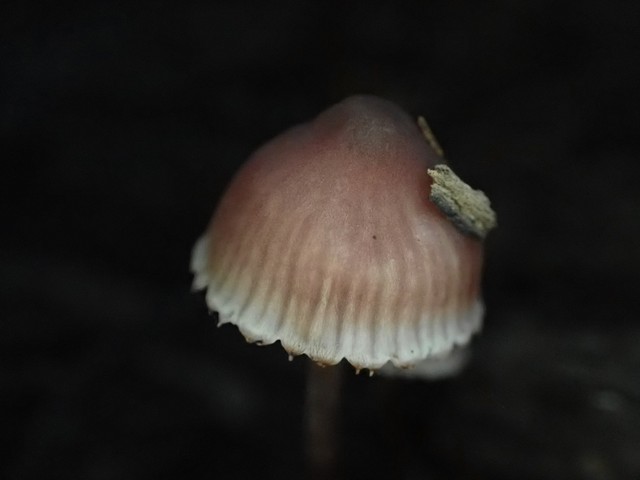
(191, 95), (486, 371)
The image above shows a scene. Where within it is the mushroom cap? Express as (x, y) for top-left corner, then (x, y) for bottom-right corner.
(191, 95), (485, 371)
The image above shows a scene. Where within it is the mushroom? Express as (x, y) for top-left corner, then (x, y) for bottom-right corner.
(191, 94), (495, 373)
(191, 95), (496, 476)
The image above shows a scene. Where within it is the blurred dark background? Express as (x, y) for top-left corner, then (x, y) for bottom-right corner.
(2, 1), (639, 479)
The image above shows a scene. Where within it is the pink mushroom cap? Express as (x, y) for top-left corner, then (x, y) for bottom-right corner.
(191, 95), (486, 371)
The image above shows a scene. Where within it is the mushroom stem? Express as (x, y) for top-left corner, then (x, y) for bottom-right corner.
(305, 361), (343, 480)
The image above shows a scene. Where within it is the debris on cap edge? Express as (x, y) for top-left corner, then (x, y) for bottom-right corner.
(417, 116), (444, 157)
(427, 164), (497, 239)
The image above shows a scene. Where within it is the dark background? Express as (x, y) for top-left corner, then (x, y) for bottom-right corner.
(3, 1), (639, 479)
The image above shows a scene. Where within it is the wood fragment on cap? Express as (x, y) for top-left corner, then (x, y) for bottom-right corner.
(427, 164), (497, 239)
(417, 116), (444, 157)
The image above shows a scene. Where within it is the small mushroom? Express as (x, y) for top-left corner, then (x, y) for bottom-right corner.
(191, 94), (496, 374)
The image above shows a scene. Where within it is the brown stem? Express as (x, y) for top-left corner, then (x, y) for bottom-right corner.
(305, 361), (343, 480)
